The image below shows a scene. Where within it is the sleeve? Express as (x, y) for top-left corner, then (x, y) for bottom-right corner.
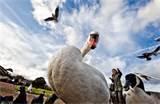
(109, 77), (114, 83)
(117, 68), (122, 77)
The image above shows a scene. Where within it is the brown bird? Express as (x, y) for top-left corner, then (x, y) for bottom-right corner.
(137, 46), (160, 61)
(44, 6), (59, 22)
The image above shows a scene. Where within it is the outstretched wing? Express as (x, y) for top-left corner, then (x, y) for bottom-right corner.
(153, 46), (160, 53)
(55, 6), (59, 18)
(137, 55), (145, 59)
(135, 73), (152, 81)
(44, 17), (54, 21)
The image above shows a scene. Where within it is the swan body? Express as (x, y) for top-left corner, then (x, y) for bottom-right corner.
(48, 46), (109, 103)
(48, 32), (109, 103)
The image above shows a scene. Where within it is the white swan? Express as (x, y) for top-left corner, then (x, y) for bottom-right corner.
(48, 32), (110, 104)
(124, 73), (160, 104)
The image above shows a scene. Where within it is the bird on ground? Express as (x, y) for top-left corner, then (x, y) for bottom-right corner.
(44, 6), (59, 22)
(137, 46), (160, 61)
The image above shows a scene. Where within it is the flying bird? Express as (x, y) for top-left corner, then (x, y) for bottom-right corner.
(135, 73), (152, 81)
(44, 6), (59, 22)
(137, 46), (160, 61)
(154, 37), (160, 42)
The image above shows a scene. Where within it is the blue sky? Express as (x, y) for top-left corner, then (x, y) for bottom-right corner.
(0, 0), (160, 91)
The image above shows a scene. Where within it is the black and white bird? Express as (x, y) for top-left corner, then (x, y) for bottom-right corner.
(137, 46), (160, 61)
(124, 73), (160, 104)
(44, 6), (59, 22)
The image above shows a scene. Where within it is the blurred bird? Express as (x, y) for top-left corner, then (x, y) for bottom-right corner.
(135, 73), (152, 81)
(137, 46), (160, 61)
(6, 68), (13, 72)
(154, 37), (160, 42)
(44, 6), (59, 22)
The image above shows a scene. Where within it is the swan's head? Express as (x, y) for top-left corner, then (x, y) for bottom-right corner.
(87, 31), (99, 49)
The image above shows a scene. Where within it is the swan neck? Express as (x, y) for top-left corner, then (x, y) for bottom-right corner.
(80, 44), (91, 57)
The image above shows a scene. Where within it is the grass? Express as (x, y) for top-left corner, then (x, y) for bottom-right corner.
(15, 85), (53, 97)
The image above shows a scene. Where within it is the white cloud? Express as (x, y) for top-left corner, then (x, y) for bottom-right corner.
(132, 59), (160, 79)
(0, 0), (160, 91)
(90, 0), (137, 54)
(0, 20), (64, 80)
(132, 0), (160, 31)
(127, 59), (160, 91)
(145, 83), (160, 92)
(83, 54), (127, 76)
(30, 0), (160, 87)
(63, 26), (80, 45)
(31, 0), (139, 56)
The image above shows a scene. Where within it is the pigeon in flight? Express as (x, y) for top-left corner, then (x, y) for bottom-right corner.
(137, 46), (160, 61)
(44, 6), (59, 22)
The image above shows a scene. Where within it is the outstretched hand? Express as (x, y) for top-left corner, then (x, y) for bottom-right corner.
(117, 68), (121, 72)
(117, 68), (122, 76)
(109, 77), (114, 82)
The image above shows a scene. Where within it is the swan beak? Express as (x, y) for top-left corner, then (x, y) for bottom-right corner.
(88, 33), (99, 49)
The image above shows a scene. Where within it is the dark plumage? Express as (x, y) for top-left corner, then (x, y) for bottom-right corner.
(124, 73), (145, 91)
(137, 46), (160, 61)
(31, 93), (44, 104)
(6, 68), (13, 72)
(0, 65), (13, 79)
(44, 6), (59, 22)
(13, 86), (27, 104)
(44, 94), (58, 104)
(0, 95), (13, 104)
